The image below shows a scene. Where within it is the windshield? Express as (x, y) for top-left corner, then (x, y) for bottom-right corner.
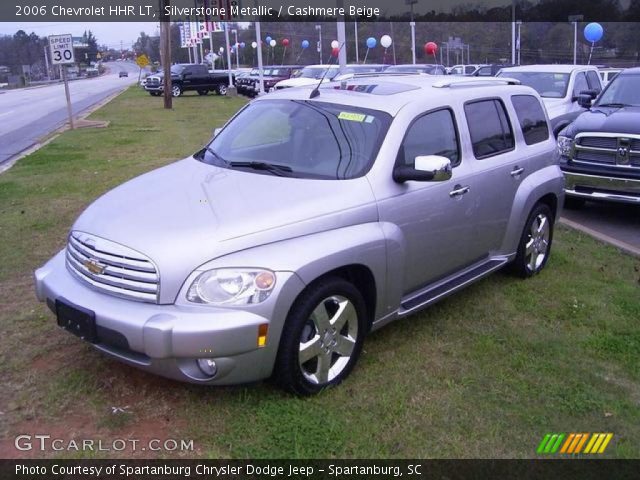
(198, 100), (392, 180)
(297, 67), (338, 80)
(498, 71), (570, 98)
(595, 74), (640, 107)
(171, 65), (185, 75)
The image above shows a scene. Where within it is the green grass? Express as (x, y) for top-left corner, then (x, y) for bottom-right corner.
(1, 87), (639, 459)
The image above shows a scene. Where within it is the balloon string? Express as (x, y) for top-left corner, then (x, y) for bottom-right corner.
(282, 47), (286, 66)
(363, 48), (369, 64)
(588, 41), (594, 65)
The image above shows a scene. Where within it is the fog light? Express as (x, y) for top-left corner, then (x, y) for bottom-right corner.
(197, 358), (218, 377)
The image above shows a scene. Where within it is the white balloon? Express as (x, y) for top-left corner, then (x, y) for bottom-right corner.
(219, 47), (224, 53)
(380, 35), (392, 48)
(331, 40), (339, 49)
(251, 41), (258, 49)
(270, 39), (276, 47)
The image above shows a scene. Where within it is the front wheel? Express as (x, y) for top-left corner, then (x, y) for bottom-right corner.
(171, 85), (182, 97)
(216, 84), (227, 95)
(273, 277), (367, 395)
(511, 203), (554, 278)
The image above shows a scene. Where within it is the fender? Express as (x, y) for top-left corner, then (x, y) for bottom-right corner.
(500, 164), (565, 255)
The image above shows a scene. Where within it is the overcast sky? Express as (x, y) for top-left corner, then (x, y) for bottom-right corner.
(0, 22), (159, 49)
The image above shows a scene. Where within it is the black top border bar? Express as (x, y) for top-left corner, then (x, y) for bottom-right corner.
(3, 0), (640, 22)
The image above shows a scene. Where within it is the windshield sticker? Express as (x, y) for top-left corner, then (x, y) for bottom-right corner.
(338, 112), (367, 122)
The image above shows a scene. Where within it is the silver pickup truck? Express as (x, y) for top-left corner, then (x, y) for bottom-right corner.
(35, 76), (564, 395)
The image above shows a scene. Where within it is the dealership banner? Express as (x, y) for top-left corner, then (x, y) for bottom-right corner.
(3, 459), (640, 480)
(4, 0), (640, 22)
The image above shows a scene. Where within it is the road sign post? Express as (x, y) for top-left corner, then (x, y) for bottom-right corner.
(49, 34), (75, 130)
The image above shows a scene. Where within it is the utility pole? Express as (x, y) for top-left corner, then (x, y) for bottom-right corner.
(315, 25), (323, 65)
(160, 0), (172, 109)
(43, 45), (50, 80)
(406, 0), (418, 65)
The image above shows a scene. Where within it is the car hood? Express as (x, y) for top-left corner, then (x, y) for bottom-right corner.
(72, 158), (378, 303)
(562, 105), (640, 137)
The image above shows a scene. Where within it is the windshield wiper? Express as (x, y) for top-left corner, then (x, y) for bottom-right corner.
(228, 161), (294, 176)
(596, 103), (631, 108)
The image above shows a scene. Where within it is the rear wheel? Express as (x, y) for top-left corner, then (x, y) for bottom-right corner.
(171, 85), (182, 97)
(511, 203), (554, 278)
(274, 277), (367, 395)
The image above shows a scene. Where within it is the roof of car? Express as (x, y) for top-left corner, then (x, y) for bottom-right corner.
(619, 67), (640, 75)
(257, 74), (537, 116)
(500, 64), (598, 73)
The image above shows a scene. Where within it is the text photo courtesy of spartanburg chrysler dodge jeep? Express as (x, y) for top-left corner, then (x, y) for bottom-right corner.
(35, 76), (564, 395)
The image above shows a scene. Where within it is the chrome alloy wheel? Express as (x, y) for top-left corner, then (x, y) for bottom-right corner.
(298, 295), (358, 384)
(525, 213), (550, 272)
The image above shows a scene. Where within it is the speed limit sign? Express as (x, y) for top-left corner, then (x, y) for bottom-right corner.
(49, 34), (75, 65)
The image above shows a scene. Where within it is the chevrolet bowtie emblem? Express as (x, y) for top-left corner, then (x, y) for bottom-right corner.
(84, 258), (106, 275)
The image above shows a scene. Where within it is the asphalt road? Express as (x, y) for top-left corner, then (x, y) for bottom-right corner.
(0, 61), (142, 167)
(562, 201), (640, 254)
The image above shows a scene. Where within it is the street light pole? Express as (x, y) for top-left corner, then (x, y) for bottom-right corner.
(406, 0), (418, 65)
(511, 0), (516, 64)
(354, 21), (359, 63)
(232, 29), (239, 69)
(315, 25), (323, 65)
(568, 15), (583, 65)
(516, 20), (522, 65)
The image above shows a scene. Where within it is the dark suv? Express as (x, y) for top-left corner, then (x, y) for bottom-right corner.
(558, 67), (640, 207)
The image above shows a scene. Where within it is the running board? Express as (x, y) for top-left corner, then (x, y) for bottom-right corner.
(398, 258), (509, 316)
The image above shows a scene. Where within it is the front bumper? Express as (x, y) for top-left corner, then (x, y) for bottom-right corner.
(563, 170), (640, 205)
(34, 251), (305, 385)
(144, 85), (163, 92)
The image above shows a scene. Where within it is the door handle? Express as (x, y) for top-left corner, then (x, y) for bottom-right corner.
(449, 185), (470, 197)
(510, 166), (525, 177)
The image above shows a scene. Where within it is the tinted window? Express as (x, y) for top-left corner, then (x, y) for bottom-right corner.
(477, 66), (492, 76)
(573, 72), (589, 97)
(498, 72), (569, 98)
(587, 70), (602, 92)
(465, 99), (514, 158)
(511, 95), (549, 145)
(399, 109), (460, 167)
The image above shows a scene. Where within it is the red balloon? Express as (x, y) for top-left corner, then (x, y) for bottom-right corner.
(282, 38), (290, 47)
(331, 47), (340, 57)
(424, 42), (438, 55)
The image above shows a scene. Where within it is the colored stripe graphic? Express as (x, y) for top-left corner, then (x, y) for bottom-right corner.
(540, 433), (613, 455)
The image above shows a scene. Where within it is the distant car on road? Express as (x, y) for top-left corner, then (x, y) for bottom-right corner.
(119, 71), (128, 78)
(497, 64), (602, 136)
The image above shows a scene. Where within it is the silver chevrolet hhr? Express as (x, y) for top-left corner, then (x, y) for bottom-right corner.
(35, 75), (564, 395)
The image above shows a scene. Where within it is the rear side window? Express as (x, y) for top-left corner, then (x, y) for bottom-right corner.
(511, 95), (549, 145)
(399, 109), (460, 167)
(464, 99), (514, 159)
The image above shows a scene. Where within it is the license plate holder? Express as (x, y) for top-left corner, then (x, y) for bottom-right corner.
(55, 299), (97, 344)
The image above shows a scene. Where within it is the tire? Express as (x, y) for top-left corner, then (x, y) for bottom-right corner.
(171, 85), (182, 97)
(216, 84), (227, 96)
(511, 203), (554, 278)
(273, 277), (367, 396)
(197, 89), (209, 96)
(564, 196), (586, 210)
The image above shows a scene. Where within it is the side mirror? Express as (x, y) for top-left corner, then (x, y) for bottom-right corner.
(577, 94), (593, 109)
(580, 89), (598, 99)
(213, 127), (222, 137)
(393, 155), (453, 183)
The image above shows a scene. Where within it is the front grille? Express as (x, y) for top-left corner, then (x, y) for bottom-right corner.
(574, 134), (640, 170)
(65, 232), (159, 303)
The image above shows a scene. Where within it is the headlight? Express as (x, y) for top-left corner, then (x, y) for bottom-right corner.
(186, 268), (276, 305)
(557, 135), (574, 158)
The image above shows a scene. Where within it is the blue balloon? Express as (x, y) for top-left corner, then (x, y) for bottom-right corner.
(240, 42), (245, 48)
(366, 37), (377, 49)
(265, 36), (272, 44)
(301, 40), (310, 49)
(584, 22), (603, 43)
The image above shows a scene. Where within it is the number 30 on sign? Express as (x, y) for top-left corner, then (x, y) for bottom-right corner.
(49, 34), (75, 64)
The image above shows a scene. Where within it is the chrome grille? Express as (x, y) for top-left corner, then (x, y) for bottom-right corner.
(574, 134), (640, 170)
(65, 232), (159, 303)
